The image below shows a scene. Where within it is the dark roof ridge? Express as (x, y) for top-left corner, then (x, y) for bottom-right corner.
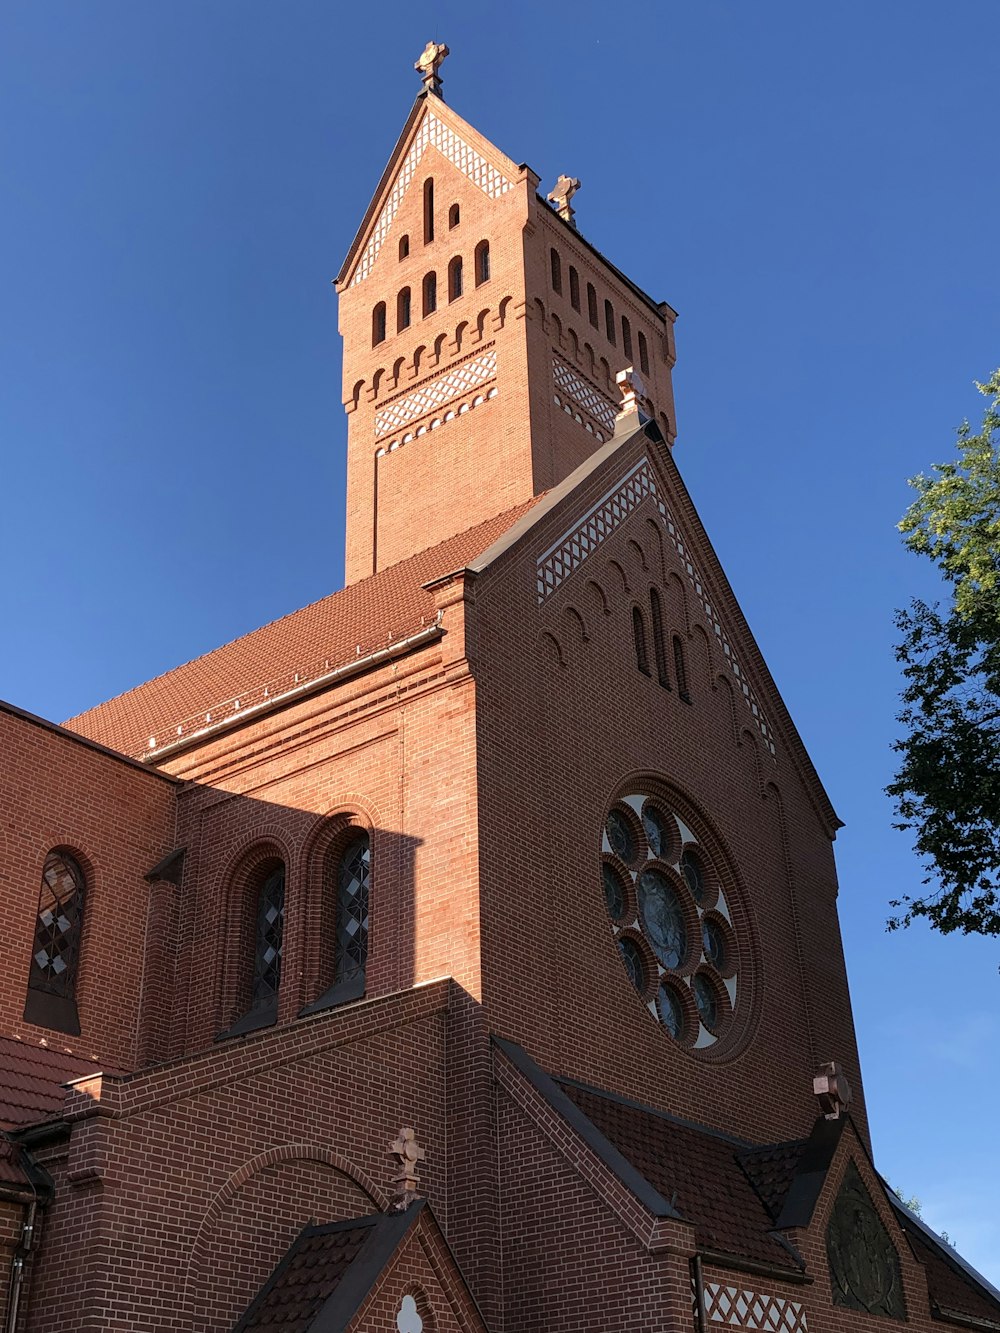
(889, 1192), (1000, 1306)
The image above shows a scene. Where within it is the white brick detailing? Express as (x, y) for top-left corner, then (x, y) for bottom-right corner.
(535, 458), (776, 754)
(703, 1282), (807, 1333)
(374, 349), (497, 437)
(352, 113), (515, 286)
(552, 354), (617, 435)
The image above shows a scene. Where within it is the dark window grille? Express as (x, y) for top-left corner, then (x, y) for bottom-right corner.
(638, 331), (650, 374)
(448, 203), (460, 228)
(587, 283), (598, 328)
(448, 256), (463, 302)
(621, 316), (633, 360)
(28, 852), (85, 1001)
(422, 272), (437, 317)
(335, 834), (370, 985)
(649, 588), (670, 687)
(423, 179), (434, 243)
(372, 302), (386, 346)
(633, 606), (651, 676)
(250, 865), (285, 1012)
(550, 248), (562, 294)
(397, 287), (411, 332)
(399, 234), (410, 260)
(475, 240), (490, 286)
(604, 299), (616, 344)
(569, 265), (580, 311)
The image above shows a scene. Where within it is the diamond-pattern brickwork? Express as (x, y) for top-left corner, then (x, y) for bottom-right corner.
(704, 1282), (808, 1333)
(352, 113), (514, 286)
(552, 354), (617, 434)
(375, 349), (497, 437)
(536, 458), (776, 754)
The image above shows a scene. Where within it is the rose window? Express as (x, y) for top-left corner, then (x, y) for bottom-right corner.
(601, 792), (739, 1050)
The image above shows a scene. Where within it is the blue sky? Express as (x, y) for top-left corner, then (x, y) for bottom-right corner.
(2, 0), (998, 1280)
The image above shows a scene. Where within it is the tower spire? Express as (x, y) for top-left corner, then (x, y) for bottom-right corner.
(415, 40), (450, 98)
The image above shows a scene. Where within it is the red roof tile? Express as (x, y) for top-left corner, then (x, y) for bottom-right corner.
(559, 1082), (802, 1270)
(237, 1224), (373, 1332)
(737, 1139), (808, 1221)
(0, 1035), (102, 1131)
(64, 501), (541, 759)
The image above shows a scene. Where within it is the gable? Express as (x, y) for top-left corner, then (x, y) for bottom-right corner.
(337, 94), (522, 291)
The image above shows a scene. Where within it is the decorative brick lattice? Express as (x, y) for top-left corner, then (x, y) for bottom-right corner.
(703, 1282), (808, 1333)
(352, 114), (514, 286)
(536, 458), (776, 754)
(375, 350), (497, 437)
(552, 354), (617, 434)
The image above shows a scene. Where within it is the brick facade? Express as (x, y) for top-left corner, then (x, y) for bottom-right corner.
(1, 58), (994, 1333)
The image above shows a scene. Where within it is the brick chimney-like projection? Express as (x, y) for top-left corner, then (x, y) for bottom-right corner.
(336, 44), (678, 583)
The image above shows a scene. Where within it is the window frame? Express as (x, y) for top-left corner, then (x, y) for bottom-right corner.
(23, 849), (88, 1036)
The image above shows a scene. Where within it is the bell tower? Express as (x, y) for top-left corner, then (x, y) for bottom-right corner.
(335, 44), (679, 584)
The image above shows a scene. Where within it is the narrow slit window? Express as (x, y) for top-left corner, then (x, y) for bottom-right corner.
(448, 256), (463, 302)
(249, 864), (285, 1014)
(372, 302), (386, 347)
(23, 851), (86, 1035)
(335, 834), (370, 988)
(423, 178), (434, 244)
(587, 283), (599, 328)
(569, 265), (580, 311)
(622, 316), (633, 360)
(397, 287), (411, 332)
(422, 271), (437, 317)
(475, 240), (490, 286)
(604, 299), (616, 344)
(550, 248), (563, 294)
(633, 607), (651, 676)
(638, 331), (650, 374)
(448, 203), (460, 228)
(649, 588), (670, 688)
(398, 234), (410, 261)
(673, 635), (690, 701)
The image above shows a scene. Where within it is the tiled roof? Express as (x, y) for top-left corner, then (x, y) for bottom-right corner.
(737, 1139), (808, 1222)
(0, 1137), (31, 1191)
(905, 1221), (1000, 1328)
(0, 1035), (102, 1132)
(559, 1081), (802, 1271)
(64, 501), (541, 759)
(237, 1223), (374, 1332)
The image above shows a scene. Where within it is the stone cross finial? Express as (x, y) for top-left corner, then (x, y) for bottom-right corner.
(813, 1061), (853, 1119)
(389, 1126), (426, 1211)
(615, 367), (653, 426)
(547, 175), (582, 227)
(415, 41), (450, 97)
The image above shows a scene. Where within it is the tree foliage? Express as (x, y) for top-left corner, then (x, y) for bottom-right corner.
(887, 370), (1000, 936)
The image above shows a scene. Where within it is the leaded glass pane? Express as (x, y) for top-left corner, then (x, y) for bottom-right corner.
(637, 869), (686, 969)
(28, 853), (85, 999)
(680, 849), (705, 903)
(250, 866), (285, 1011)
(606, 809), (635, 864)
(617, 938), (646, 993)
(642, 804), (669, 860)
(657, 983), (685, 1040)
(602, 863), (626, 921)
(693, 972), (719, 1032)
(335, 834), (370, 985)
(702, 917), (725, 970)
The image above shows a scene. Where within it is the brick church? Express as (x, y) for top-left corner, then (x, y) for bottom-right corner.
(1, 42), (997, 1333)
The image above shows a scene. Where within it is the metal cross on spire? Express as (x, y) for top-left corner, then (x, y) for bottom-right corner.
(415, 40), (450, 98)
(547, 174), (582, 228)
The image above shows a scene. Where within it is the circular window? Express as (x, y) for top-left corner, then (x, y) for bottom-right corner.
(600, 789), (742, 1051)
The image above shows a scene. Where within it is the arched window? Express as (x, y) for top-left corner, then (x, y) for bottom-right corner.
(550, 248), (562, 294)
(673, 636), (691, 702)
(649, 588), (670, 688)
(448, 202), (460, 229)
(638, 331), (650, 374)
(604, 299), (616, 344)
(334, 834), (370, 989)
(397, 287), (411, 332)
(621, 316), (633, 360)
(422, 271), (437, 317)
(633, 607), (651, 676)
(249, 864), (285, 1014)
(569, 265), (580, 311)
(474, 240), (490, 286)
(372, 301), (386, 346)
(448, 256), (463, 302)
(587, 282), (599, 328)
(23, 850), (86, 1034)
(423, 179), (434, 244)
(399, 234), (410, 261)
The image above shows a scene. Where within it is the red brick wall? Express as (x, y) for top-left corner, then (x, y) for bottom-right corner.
(0, 707), (176, 1070)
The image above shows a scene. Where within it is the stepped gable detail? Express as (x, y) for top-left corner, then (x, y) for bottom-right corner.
(63, 499), (538, 758)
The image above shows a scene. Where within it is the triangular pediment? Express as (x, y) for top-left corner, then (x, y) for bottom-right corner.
(337, 92), (525, 291)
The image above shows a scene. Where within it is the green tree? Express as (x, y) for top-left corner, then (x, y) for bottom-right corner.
(887, 370), (1000, 936)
